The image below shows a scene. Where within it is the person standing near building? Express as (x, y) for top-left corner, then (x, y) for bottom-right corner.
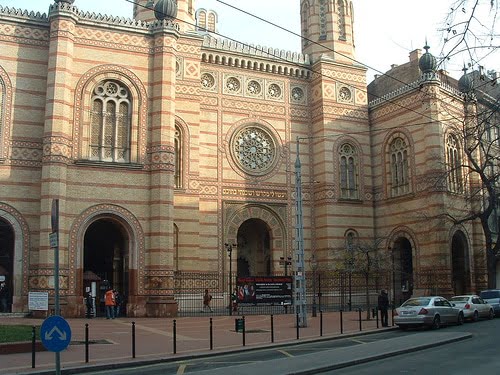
(104, 287), (115, 319)
(114, 290), (122, 318)
(0, 282), (8, 313)
(85, 292), (94, 319)
(203, 289), (213, 313)
(378, 289), (389, 327)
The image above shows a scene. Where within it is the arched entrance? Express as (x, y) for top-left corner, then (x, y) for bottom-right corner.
(392, 237), (413, 305)
(236, 219), (271, 277)
(451, 231), (470, 295)
(0, 218), (14, 313)
(84, 219), (129, 316)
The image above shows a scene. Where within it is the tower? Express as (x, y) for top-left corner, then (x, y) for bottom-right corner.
(300, 0), (356, 63)
(133, 0), (196, 31)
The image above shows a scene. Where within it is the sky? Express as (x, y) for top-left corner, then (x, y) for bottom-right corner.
(1, 0), (497, 81)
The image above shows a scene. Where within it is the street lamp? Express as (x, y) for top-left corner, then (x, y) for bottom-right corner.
(310, 255), (318, 317)
(225, 243), (237, 316)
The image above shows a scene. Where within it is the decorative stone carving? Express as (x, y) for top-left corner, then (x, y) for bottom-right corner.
(338, 86), (353, 102)
(201, 72), (216, 90)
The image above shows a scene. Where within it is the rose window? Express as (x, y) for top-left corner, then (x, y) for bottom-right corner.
(338, 87), (352, 101)
(201, 73), (215, 89)
(232, 126), (277, 175)
(291, 87), (304, 101)
(268, 83), (282, 98)
(247, 80), (262, 95)
(226, 77), (241, 92)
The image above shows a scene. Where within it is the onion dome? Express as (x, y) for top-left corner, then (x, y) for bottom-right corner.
(154, 0), (178, 21)
(458, 66), (474, 94)
(419, 44), (437, 74)
(54, 0), (75, 4)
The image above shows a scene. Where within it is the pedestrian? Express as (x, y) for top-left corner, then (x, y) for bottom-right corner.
(231, 288), (238, 312)
(114, 290), (122, 318)
(202, 289), (213, 313)
(104, 287), (116, 319)
(378, 289), (389, 327)
(0, 282), (8, 313)
(85, 292), (93, 319)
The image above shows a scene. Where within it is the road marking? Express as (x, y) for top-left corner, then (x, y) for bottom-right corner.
(113, 320), (195, 340)
(349, 338), (366, 344)
(277, 349), (294, 357)
(177, 364), (187, 374)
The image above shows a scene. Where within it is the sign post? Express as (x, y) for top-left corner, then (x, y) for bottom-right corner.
(41, 316), (71, 353)
(50, 199), (61, 375)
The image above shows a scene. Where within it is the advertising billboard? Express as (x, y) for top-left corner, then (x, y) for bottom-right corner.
(236, 276), (293, 306)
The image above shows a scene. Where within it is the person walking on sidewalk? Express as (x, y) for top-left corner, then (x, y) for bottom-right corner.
(203, 289), (213, 313)
(378, 289), (389, 327)
(105, 287), (116, 319)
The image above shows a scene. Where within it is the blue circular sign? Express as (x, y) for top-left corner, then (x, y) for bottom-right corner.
(40, 316), (72, 352)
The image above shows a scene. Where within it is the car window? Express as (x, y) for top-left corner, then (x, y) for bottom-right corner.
(479, 298), (486, 304)
(434, 299), (442, 307)
(480, 291), (500, 299)
(472, 297), (481, 304)
(402, 298), (431, 307)
(442, 300), (452, 307)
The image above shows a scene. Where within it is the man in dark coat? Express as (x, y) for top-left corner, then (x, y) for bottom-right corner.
(0, 282), (8, 313)
(377, 289), (390, 327)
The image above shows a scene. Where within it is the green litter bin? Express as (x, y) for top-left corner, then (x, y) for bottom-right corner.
(235, 318), (244, 332)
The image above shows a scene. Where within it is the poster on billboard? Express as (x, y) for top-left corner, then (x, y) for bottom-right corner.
(236, 276), (293, 306)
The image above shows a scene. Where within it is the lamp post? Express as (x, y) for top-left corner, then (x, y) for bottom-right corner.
(225, 243), (236, 316)
(310, 255), (318, 317)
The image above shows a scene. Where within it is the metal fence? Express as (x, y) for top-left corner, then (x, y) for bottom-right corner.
(173, 270), (393, 317)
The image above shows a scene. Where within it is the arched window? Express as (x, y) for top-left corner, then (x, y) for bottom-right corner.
(390, 137), (410, 196)
(345, 230), (357, 251)
(337, 0), (347, 40)
(174, 124), (182, 188)
(90, 80), (131, 162)
(0, 78), (4, 159)
(446, 134), (463, 193)
(301, 2), (310, 48)
(319, 0), (328, 40)
(339, 143), (358, 199)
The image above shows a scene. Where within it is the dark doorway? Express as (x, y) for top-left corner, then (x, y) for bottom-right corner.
(236, 219), (271, 277)
(84, 219), (129, 316)
(0, 219), (14, 313)
(392, 238), (413, 306)
(451, 231), (470, 295)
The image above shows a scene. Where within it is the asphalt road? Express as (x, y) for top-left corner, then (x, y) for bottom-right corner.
(321, 317), (500, 375)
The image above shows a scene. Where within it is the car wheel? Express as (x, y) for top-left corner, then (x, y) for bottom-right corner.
(431, 315), (441, 330)
(457, 312), (464, 326)
(488, 309), (495, 320)
(472, 311), (479, 322)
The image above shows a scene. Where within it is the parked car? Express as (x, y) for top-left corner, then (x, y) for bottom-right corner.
(479, 290), (500, 316)
(449, 295), (494, 321)
(394, 296), (464, 330)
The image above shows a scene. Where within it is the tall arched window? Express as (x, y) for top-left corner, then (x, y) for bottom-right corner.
(390, 137), (410, 196)
(174, 223), (179, 271)
(301, 2), (310, 48)
(446, 134), (463, 193)
(90, 80), (131, 162)
(0, 78), (4, 159)
(339, 143), (358, 199)
(174, 124), (182, 188)
(337, 0), (347, 40)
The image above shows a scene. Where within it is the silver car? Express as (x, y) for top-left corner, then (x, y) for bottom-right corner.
(394, 296), (464, 330)
(449, 295), (494, 321)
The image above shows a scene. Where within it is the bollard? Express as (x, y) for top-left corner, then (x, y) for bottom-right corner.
(392, 306), (395, 327)
(31, 326), (36, 369)
(340, 309), (343, 334)
(358, 308), (362, 331)
(320, 311), (323, 337)
(209, 318), (213, 350)
(85, 323), (89, 363)
(296, 313), (299, 340)
(242, 316), (246, 347)
(132, 321), (136, 358)
(173, 320), (177, 354)
(271, 315), (274, 343)
(376, 309), (379, 329)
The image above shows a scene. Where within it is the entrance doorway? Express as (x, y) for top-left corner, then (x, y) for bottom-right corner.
(83, 219), (129, 316)
(236, 219), (271, 277)
(0, 218), (13, 313)
(392, 238), (413, 305)
(451, 231), (470, 295)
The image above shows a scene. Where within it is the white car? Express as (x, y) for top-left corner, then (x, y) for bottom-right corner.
(449, 295), (494, 321)
(394, 296), (464, 330)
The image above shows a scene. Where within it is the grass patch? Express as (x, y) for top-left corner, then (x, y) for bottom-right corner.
(0, 325), (41, 343)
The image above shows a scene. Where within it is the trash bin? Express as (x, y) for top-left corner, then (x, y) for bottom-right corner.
(235, 318), (244, 332)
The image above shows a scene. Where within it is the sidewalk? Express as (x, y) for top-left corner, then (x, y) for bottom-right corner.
(1, 311), (387, 375)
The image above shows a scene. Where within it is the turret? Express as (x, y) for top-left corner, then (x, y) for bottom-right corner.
(133, 0), (196, 31)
